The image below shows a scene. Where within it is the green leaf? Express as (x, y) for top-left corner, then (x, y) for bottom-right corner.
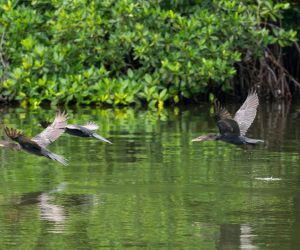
(145, 74), (152, 84)
(21, 36), (34, 50)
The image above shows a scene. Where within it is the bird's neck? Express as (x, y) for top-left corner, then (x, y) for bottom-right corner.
(215, 134), (222, 140)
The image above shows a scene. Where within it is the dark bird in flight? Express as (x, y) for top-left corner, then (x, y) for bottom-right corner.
(192, 90), (264, 145)
(3, 111), (68, 165)
(41, 121), (112, 144)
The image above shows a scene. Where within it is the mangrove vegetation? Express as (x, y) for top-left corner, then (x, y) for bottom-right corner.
(0, 0), (299, 108)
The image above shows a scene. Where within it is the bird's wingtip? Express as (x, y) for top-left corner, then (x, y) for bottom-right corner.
(4, 127), (23, 139)
(248, 88), (258, 96)
(56, 110), (68, 120)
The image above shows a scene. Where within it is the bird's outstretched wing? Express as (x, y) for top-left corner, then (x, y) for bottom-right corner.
(214, 101), (232, 122)
(81, 122), (99, 131)
(40, 121), (51, 129)
(32, 111), (68, 147)
(214, 101), (240, 136)
(234, 90), (259, 136)
(4, 127), (23, 140)
(217, 119), (240, 137)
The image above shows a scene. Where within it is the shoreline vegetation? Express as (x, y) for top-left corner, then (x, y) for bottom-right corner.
(0, 0), (299, 108)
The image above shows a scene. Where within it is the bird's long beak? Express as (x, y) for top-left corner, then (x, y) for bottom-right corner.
(192, 134), (216, 142)
(192, 136), (204, 142)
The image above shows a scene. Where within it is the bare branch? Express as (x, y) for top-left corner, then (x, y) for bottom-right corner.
(265, 50), (300, 89)
(0, 31), (8, 68)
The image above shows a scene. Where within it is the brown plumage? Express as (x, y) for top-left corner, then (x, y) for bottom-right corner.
(4, 111), (68, 165)
(32, 111), (68, 147)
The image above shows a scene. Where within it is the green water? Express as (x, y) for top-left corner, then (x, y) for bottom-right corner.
(0, 103), (300, 249)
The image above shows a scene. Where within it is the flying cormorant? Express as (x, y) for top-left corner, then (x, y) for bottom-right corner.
(4, 111), (68, 165)
(192, 90), (264, 145)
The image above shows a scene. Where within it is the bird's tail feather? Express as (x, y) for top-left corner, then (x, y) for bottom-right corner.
(42, 149), (68, 165)
(92, 133), (112, 144)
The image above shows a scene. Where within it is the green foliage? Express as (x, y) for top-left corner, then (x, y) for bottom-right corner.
(0, 0), (297, 107)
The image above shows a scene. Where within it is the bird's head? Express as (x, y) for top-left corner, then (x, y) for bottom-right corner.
(4, 127), (23, 141)
(192, 133), (218, 142)
(0, 141), (20, 150)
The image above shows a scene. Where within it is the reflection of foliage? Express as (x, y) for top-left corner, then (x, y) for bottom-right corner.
(0, 106), (300, 248)
(0, 0), (298, 107)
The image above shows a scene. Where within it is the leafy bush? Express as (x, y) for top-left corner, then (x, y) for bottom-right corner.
(0, 0), (297, 107)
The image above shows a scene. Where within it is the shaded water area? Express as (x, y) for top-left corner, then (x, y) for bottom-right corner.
(0, 102), (300, 249)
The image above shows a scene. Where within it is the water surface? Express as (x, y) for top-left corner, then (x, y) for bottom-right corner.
(0, 103), (300, 249)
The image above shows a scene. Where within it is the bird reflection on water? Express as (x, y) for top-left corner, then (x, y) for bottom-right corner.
(10, 183), (98, 233)
(10, 184), (67, 233)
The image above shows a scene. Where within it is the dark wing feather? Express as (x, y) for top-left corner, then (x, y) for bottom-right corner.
(4, 127), (23, 139)
(40, 121), (51, 129)
(233, 90), (259, 136)
(32, 111), (67, 147)
(217, 119), (240, 137)
(214, 101), (232, 122)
